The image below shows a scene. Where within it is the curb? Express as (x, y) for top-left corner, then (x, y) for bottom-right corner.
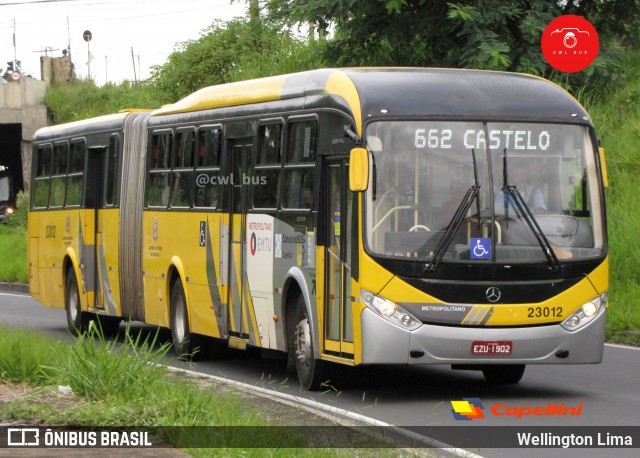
(0, 282), (29, 293)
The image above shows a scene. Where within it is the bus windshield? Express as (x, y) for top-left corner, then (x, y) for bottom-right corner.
(364, 121), (605, 264)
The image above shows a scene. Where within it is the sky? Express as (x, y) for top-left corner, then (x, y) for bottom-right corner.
(0, 0), (248, 85)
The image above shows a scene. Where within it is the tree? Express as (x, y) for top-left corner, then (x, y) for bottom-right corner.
(265, 0), (638, 79)
(148, 16), (326, 103)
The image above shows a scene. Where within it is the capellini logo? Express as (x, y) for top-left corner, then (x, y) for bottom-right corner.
(451, 398), (485, 421)
(450, 398), (585, 421)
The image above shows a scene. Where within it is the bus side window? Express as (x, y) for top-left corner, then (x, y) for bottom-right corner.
(194, 127), (222, 209)
(147, 132), (172, 208)
(105, 135), (119, 206)
(49, 142), (69, 207)
(283, 120), (316, 210)
(253, 123), (282, 210)
(33, 145), (53, 208)
(171, 129), (196, 208)
(65, 141), (85, 207)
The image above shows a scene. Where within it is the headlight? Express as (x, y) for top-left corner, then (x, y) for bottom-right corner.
(361, 289), (422, 331)
(561, 293), (607, 331)
(6, 207), (13, 214)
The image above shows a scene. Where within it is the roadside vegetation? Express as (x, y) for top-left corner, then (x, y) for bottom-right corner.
(0, 325), (404, 455)
(586, 51), (640, 345)
(0, 191), (28, 283)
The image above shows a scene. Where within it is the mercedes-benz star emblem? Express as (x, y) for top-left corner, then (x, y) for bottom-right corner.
(486, 287), (501, 303)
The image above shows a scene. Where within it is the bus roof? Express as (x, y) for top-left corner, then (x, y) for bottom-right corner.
(151, 68), (590, 134)
(344, 68), (590, 125)
(151, 69), (363, 126)
(33, 111), (141, 142)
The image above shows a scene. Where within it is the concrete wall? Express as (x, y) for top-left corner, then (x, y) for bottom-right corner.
(0, 76), (50, 194)
(41, 56), (74, 85)
(0, 76), (47, 109)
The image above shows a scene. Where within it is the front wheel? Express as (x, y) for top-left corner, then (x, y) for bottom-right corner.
(170, 280), (205, 360)
(65, 269), (91, 335)
(292, 295), (324, 390)
(482, 364), (526, 384)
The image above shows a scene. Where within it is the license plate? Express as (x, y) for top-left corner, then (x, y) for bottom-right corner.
(471, 341), (512, 355)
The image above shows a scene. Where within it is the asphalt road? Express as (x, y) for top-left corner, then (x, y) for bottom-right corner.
(1, 290), (639, 457)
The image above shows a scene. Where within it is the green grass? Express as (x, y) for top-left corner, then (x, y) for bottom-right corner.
(585, 51), (640, 346)
(0, 224), (28, 283)
(0, 328), (66, 384)
(54, 322), (170, 401)
(0, 326), (405, 456)
(44, 79), (162, 124)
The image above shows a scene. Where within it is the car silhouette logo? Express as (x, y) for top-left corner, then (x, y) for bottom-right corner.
(486, 287), (501, 303)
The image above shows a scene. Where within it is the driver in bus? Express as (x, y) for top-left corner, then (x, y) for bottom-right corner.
(495, 160), (547, 214)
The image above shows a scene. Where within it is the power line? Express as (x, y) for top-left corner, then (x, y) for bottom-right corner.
(1, 1), (242, 25)
(1, 0), (104, 6)
(1, 0), (238, 7)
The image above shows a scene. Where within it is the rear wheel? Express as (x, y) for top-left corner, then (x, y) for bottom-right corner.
(482, 364), (526, 384)
(65, 269), (91, 335)
(170, 280), (205, 360)
(292, 295), (324, 390)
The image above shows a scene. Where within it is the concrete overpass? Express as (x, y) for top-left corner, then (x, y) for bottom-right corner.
(0, 76), (50, 194)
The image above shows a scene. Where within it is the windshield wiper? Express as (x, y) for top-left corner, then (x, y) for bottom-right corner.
(426, 186), (479, 271)
(426, 149), (482, 272)
(502, 148), (560, 272)
(504, 185), (560, 272)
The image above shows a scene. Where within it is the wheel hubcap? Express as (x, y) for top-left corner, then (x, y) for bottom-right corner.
(295, 314), (312, 371)
(175, 296), (186, 342)
(68, 283), (78, 321)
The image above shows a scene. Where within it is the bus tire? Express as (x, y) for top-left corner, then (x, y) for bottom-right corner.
(170, 279), (204, 360)
(482, 364), (526, 384)
(292, 295), (324, 390)
(65, 269), (90, 335)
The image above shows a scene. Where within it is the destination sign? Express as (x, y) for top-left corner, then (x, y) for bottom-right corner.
(414, 128), (551, 151)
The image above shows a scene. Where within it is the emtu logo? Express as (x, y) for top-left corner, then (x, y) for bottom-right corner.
(250, 232), (257, 256)
(451, 398), (485, 420)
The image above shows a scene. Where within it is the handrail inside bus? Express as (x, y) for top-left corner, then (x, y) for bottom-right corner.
(372, 205), (413, 233)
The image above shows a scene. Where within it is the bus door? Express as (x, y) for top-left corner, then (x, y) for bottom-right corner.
(324, 159), (354, 356)
(226, 138), (253, 344)
(90, 138), (119, 316)
(84, 146), (105, 311)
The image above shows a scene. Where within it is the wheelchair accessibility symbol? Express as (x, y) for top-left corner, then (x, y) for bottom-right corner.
(471, 238), (491, 260)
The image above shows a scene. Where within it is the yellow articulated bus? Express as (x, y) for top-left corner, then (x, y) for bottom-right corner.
(29, 69), (608, 389)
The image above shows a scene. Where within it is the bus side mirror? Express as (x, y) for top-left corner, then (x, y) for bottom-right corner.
(599, 147), (608, 189)
(349, 147), (369, 192)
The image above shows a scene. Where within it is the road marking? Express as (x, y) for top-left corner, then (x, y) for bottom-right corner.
(605, 342), (640, 351)
(166, 364), (483, 457)
(0, 292), (30, 298)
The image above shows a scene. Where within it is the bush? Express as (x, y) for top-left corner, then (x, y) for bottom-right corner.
(5, 191), (28, 229)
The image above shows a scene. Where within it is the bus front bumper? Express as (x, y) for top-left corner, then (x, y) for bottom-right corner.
(359, 307), (606, 365)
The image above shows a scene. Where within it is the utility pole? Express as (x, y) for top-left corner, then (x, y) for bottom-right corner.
(67, 16), (73, 80)
(83, 30), (92, 79)
(13, 18), (17, 70)
(131, 47), (137, 83)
